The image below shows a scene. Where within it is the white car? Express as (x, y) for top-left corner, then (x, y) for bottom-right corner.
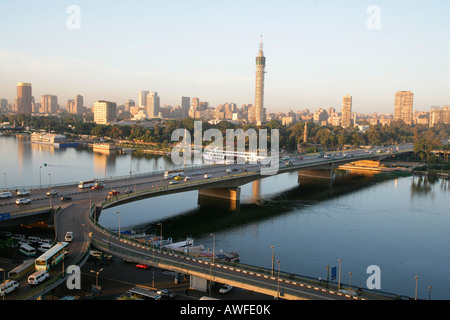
(46, 189), (59, 196)
(65, 231), (74, 242)
(0, 280), (19, 296)
(15, 198), (32, 205)
(184, 176), (191, 181)
(17, 190), (30, 196)
(219, 284), (233, 294)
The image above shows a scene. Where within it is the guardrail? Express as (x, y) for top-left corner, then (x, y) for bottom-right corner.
(87, 203), (410, 300)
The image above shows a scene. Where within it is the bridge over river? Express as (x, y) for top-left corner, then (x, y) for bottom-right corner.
(0, 146), (415, 300)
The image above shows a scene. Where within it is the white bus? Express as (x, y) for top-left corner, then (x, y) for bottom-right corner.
(164, 170), (184, 179)
(19, 244), (36, 257)
(35, 242), (69, 271)
(27, 270), (49, 285)
(78, 179), (98, 189)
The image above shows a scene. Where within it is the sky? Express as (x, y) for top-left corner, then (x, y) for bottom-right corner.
(0, 0), (449, 115)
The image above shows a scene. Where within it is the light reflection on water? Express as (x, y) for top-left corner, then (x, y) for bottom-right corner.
(101, 172), (449, 300)
(2, 136), (449, 299)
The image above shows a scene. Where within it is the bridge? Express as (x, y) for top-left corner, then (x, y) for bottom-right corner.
(0, 145), (415, 300)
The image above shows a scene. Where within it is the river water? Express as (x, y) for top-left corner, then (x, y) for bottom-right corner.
(1, 135), (449, 299)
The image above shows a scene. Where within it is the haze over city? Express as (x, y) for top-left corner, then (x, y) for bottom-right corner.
(1, 0), (449, 114)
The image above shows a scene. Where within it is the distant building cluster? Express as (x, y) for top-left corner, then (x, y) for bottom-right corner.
(1, 39), (448, 130)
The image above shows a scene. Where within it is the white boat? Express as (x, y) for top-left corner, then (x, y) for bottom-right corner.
(163, 238), (194, 250)
(202, 147), (267, 164)
(30, 132), (77, 147)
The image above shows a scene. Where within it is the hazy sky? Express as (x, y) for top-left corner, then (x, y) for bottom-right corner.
(0, 0), (449, 114)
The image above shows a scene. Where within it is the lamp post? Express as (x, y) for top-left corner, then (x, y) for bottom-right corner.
(115, 211), (121, 239)
(338, 259), (342, 291)
(158, 223), (162, 248)
(210, 233), (215, 264)
(3, 172), (6, 190)
(39, 166), (42, 189)
(277, 260), (281, 300)
(415, 275), (418, 300)
(90, 268), (103, 287)
(271, 245), (275, 277)
(349, 272), (352, 296)
(48, 173), (52, 188)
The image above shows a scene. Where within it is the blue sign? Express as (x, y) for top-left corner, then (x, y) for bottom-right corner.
(331, 266), (337, 280)
(0, 213), (10, 221)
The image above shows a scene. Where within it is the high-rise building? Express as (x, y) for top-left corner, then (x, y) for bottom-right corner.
(394, 91), (414, 125)
(41, 95), (58, 114)
(146, 92), (160, 117)
(16, 82), (32, 115)
(181, 96), (190, 119)
(0, 99), (8, 112)
(139, 90), (149, 107)
(430, 106), (450, 127)
(341, 94), (352, 127)
(93, 100), (117, 124)
(124, 99), (135, 112)
(255, 36), (266, 126)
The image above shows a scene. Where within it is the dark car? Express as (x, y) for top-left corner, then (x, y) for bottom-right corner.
(157, 289), (176, 299)
(61, 195), (72, 201)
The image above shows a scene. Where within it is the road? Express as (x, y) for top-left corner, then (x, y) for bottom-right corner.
(0, 146), (412, 300)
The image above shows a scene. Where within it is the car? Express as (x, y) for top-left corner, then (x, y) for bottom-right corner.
(184, 176), (191, 181)
(46, 189), (58, 197)
(174, 176), (183, 180)
(108, 190), (120, 196)
(15, 198), (31, 205)
(16, 189), (30, 196)
(204, 174), (211, 179)
(219, 284), (233, 294)
(169, 181), (178, 185)
(65, 231), (74, 242)
(135, 264), (149, 270)
(298, 156), (303, 160)
(157, 289), (176, 299)
(92, 183), (105, 190)
(61, 195), (72, 201)
(124, 189), (133, 194)
(226, 169), (232, 173)
(231, 168), (238, 172)
(192, 171), (202, 176)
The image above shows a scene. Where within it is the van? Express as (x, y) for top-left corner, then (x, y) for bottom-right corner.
(38, 238), (52, 245)
(0, 192), (12, 199)
(28, 236), (40, 243)
(0, 280), (19, 296)
(38, 243), (52, 253)
(12, 234), (25, 240)
(27, 270), (49, 285)
(65, 232), (74, 242)
(20, 244), (36, 256)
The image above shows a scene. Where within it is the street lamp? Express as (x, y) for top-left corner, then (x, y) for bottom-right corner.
(39, 166), (42, 189)
(3, 172), (6, 191)
(158, 223), (162, 248)
(415, 275), (418, 300)
(338, 259), (342, 291)
(210, 233), (215, 264)
(271, 245), (275, 277)
(349, 272), (352, 296)
(115, 211), (121, 239)
(277, 260), (281, 300)
(90, 268), (103, 287)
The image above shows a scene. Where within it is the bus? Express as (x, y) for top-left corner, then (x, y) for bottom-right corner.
(164, 170), (184, 180)
(8, 259), (35, 280)
(121, 287), (161, 300)
(35, 242), (69, 271)
(78, 179), (98, 189)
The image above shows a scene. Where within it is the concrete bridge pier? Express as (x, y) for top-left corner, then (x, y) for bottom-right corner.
(297, 169), (335, 186)
(198, 187), (241, 202)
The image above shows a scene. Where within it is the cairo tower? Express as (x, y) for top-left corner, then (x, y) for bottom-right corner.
(255, 36), (266, 126)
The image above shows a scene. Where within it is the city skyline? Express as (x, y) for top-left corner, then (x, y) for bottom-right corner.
(0, 1), (449, 114)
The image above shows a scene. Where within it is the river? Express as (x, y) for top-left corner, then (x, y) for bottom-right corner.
(1, 134), (449, 299)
